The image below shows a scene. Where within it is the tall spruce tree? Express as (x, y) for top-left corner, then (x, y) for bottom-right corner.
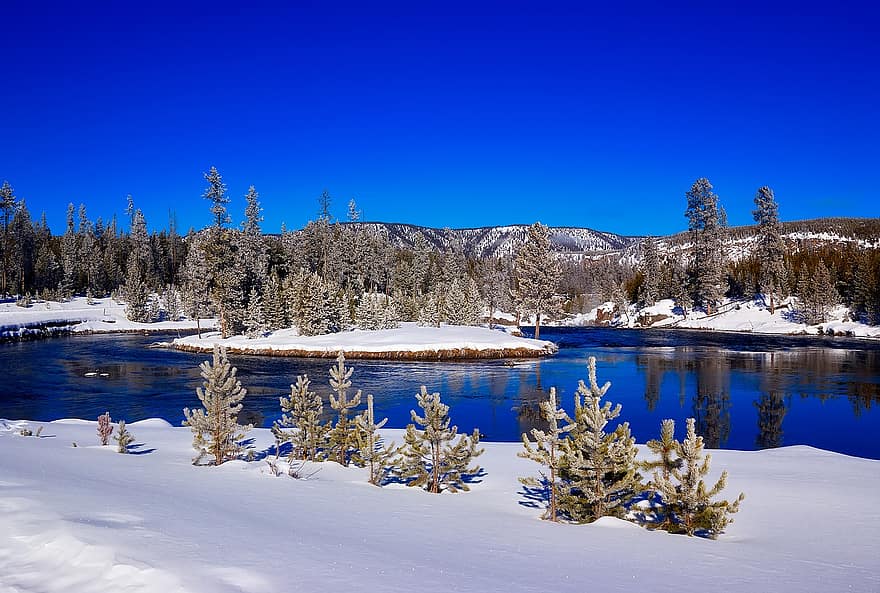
(0, 181), (18, 297)
(753, 186), (786, 313)
(183, 345), (251, 465)
(518, 387), (574, 522)
(649, 417), (744, 538)
(514, 222), (561, 339)
(685, 178), (727, 313)
(640, 237), (661, 307)
(398, 386), (483, 493)
(559, 356), (641, 522)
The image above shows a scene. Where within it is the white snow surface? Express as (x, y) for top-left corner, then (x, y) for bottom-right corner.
(0, 297), (214, 335)
(172, 322), (556, 355)
(0, 419), (877, 592)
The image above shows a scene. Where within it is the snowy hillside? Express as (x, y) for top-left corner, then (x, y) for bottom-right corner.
(1, 420), (877, 593)
(344, 222), (636, 258)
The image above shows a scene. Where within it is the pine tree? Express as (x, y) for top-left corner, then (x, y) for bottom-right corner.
(685, 178), (727, 313)
(559, 356), (641, 522)
(243, 287), (267, 338)
(651, 418), (744, 538)
(398, 386), (483, 494)
(641, 418), (682, 529)
(514, 222), (562, 339)
(326, 352), (362, 466)
(275, 374), (328, 462)
(122, 253), (151, 322)
(203, 166), (231, 229)
(114, 420), (135, 453)
(518, 387), (574, 521)
(640, 237), (661, 306)
(753, 186), (786, 313)
(812, 261), (838, 324)
(418, 289), (442, 327)
(0, 180), (17, 297)
(183, 345), (251, 465)
(354, 394), (397, 486)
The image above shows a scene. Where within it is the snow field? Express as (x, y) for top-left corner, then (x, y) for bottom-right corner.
(1, 419), (877, 593)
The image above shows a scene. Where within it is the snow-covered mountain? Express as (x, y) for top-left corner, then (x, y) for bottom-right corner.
(346, 222), (637, 258)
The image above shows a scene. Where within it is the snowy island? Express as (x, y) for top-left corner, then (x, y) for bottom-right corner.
(171, 323), (558, 360)
(1, 418), (877, 593)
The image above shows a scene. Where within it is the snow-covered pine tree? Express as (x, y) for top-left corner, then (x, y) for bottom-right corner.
(477, 257), (509, 329)
(262, 273), (288, 331)
(275, 374), (328, 462)
(97, 411), (113, 445)
(685, 178), (727, 314)
(179, 232), (213, 338)
(114, 420), (135, 453)
(203, 166), (231, 229)
(650, 417), (744, 538)
(418, 289), (442, 327)
(354, 394), (397, 486)
(355, 291), (385, 330)
(326, 352), (362, 466)
(398, 386), (483, 494)
(641, 418), (682, 529)
(811, 261), (838, 324)
(123, 253), (151, 322)
(162, 284), (183, 321)
(518, 387), (574, 521)
(183, 345), (251, 465)
(514, 222), (562, 339)
(559, 356), (641, 522)
(442, 278), (470, 325)
(753, 186), (786, 313)
(60, 203), (78, 298)
(243, 286), (267, 338)
(640, 237), (661, 307)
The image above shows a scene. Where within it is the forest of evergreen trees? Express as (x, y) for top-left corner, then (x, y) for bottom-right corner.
(1, 171), (879, 334)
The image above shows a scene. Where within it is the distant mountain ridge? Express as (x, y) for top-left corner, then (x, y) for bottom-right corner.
(306, 217), (879, 260)
(344, 222), (638, 258)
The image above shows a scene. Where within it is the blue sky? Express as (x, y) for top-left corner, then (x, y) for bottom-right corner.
(1, 1), (877, 236)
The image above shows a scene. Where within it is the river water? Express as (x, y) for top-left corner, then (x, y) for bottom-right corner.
(1, 327), (878, 458)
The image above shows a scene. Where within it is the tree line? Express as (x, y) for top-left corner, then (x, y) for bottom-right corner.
(2, 173), (878, 332)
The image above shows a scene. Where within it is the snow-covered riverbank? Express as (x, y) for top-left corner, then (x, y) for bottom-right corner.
(0, 297), (214, 341)
(565, 298), (880, 339)
(171, 323), (557, 360)
(0, 419), (876, 593)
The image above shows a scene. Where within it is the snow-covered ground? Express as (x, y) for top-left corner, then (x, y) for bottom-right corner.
(0, 419), (876, 593)
(172, 323), (557, 359)
(0, 297), (213, 338)
(564, 298), (880, 339)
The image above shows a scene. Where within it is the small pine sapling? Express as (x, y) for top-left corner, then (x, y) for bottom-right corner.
(354, 394), (397, 486)
(183, 344), (252, 465)
(518, 387), (574, 521)
(652, 417), (745, 538)
(326, 352), (362, 466)
(559, 356), (642, 522)
(399, 386), (483, 494)
(114, 420), (135, 453)
(275, 374), (328, 462)
(641, 418), (682, 528)
(97, 411), (113, 445)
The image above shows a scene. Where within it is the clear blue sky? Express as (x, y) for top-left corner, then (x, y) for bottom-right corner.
(2, 1), (878, 236)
